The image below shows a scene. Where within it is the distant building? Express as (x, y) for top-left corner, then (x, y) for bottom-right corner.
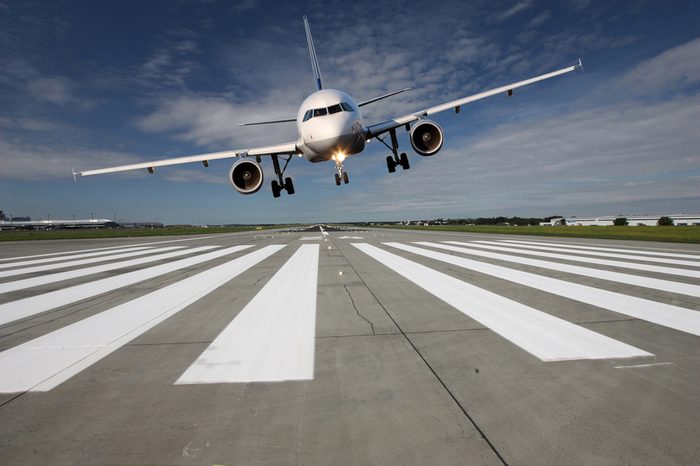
(540, 214), (700, 226)
(119, 222), (164, 229)
(0, 218), (118, 230)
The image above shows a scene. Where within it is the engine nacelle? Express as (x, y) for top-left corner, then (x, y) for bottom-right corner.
(409, 120), (443, 156)
(229, 159), (264, 194)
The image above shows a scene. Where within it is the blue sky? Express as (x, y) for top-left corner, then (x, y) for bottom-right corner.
(1, 0), (698, 224)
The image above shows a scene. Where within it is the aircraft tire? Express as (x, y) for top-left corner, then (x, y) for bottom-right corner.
(271, 180), (281, 198)
(386, 156), (396, 173)
(400, 152), (410, 170)
(343, 172), (349, 184)
(335, 173), (341, 186)
(285, 177), (295, 195)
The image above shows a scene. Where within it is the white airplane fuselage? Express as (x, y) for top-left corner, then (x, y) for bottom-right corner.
(295, 89), (366, 163)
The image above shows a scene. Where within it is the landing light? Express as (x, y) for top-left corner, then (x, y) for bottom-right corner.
(335, 152), (346, 162)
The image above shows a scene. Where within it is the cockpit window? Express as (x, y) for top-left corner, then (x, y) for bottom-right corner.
(302, 110), (313, 122)
(313, 108), (327, 117)
(340, 102), (354, 112)
(328, 104), (342, 114)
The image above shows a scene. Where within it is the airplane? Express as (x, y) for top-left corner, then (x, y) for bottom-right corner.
(75, 16), (582, 198)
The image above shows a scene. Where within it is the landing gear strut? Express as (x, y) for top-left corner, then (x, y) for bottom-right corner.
(271, 154), (295, 198)
(378, 128), (410, 173)
(333, 156), (349, 186)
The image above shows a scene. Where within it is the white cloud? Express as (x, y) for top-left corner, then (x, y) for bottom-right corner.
(619, 36), (700, 94)
(27, 77), (73, 105)
(494, 1), (533, 22)
(528, 11), (550, 28)
(0, 138), (143, 181)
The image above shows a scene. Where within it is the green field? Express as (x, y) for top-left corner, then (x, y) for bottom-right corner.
(380, 224), (700, 243)
(0, 225), (277, 241)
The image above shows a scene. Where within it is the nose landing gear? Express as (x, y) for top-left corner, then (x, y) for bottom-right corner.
(333, 156), (349, 186)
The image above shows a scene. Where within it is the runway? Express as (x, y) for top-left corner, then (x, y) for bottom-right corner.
(0, 227), (698, 465)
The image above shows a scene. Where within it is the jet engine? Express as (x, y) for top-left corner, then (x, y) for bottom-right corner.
(229, 159), (264, 194)
(409, 120), (443, 156)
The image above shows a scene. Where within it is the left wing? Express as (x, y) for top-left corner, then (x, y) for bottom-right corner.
(77, 141), (299, 177)
(366, 60), (582, 138)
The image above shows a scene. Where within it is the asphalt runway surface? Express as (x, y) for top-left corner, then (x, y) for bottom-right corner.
(0, 227), (698, 465)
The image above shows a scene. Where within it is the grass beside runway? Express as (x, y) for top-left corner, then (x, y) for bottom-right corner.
(380, 225), (700, 243)
(0, 225), (278, 241)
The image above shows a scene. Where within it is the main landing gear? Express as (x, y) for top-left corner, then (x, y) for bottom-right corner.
(270, 154), (295, 198)
(378, 128), (410, 174)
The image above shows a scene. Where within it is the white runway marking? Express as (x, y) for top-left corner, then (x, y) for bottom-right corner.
(354, 243), (651, 362)
(0, 246), (154, 271)
(0, 247), (209, 295)
(446, 241), (700, 279)
(396, 242), (700, 336)
(338, 236), (364, 239)
(0, 245), (249, 327)
(177, 244), (319, 384)
(474, 240), (700, 267)
(300, 236), (323, 240)
(418, 242), (700, 298)
(0, 232), (254, 264)
(0, 244), (158, 263)
(501, 239), (700, 260)
(614, 362), (674, 369)
(0, 246), (185, 279)
(0, 245), (286, 393)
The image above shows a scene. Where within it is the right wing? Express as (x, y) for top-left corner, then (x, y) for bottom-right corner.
(366, 60), (582, 138)
(77, 141), (299, 177)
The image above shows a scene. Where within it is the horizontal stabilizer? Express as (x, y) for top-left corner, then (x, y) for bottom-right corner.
(358, 87), (412, 107)
(238, 118), (296, 127)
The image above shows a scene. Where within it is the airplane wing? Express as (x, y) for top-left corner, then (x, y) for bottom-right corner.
(365, 60), (582, 138)
(77, 141), (299, 177)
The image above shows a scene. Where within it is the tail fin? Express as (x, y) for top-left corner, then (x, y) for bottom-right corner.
(303, 15), (323, 90)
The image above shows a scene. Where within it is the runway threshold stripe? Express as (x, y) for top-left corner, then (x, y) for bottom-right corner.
(0, 246), (185, 279)
(447, 241), (700, 279)
(0, 247), (209, 294)
(0, 232), (253, 264)
(400, 242), (700, 336)
(353, 243), (650, 362)
(0, 244), (159, 263)
(473, 240), (700, 267)
(0, 246), (155, 270)
(500, 240), (700, 260)
(0, 245), (249, 327)
(176, 244), (319, 384)
(427, 242), (700, 298)
(0, 245), (285, 393)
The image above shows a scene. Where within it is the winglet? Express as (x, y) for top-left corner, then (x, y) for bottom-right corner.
(576, 58), (583, 72)
(72, 168), (78, 183)
(303, 15), (323, 91)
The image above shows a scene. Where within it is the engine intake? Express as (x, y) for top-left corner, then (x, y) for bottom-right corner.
(410, 120), (443, 156)
(229, 159), (264, 194)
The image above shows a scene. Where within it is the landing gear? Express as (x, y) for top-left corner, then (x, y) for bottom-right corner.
(333, 155), (349, 186)
(270, 155), (295, 198)
(378, 128), (410, 174)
